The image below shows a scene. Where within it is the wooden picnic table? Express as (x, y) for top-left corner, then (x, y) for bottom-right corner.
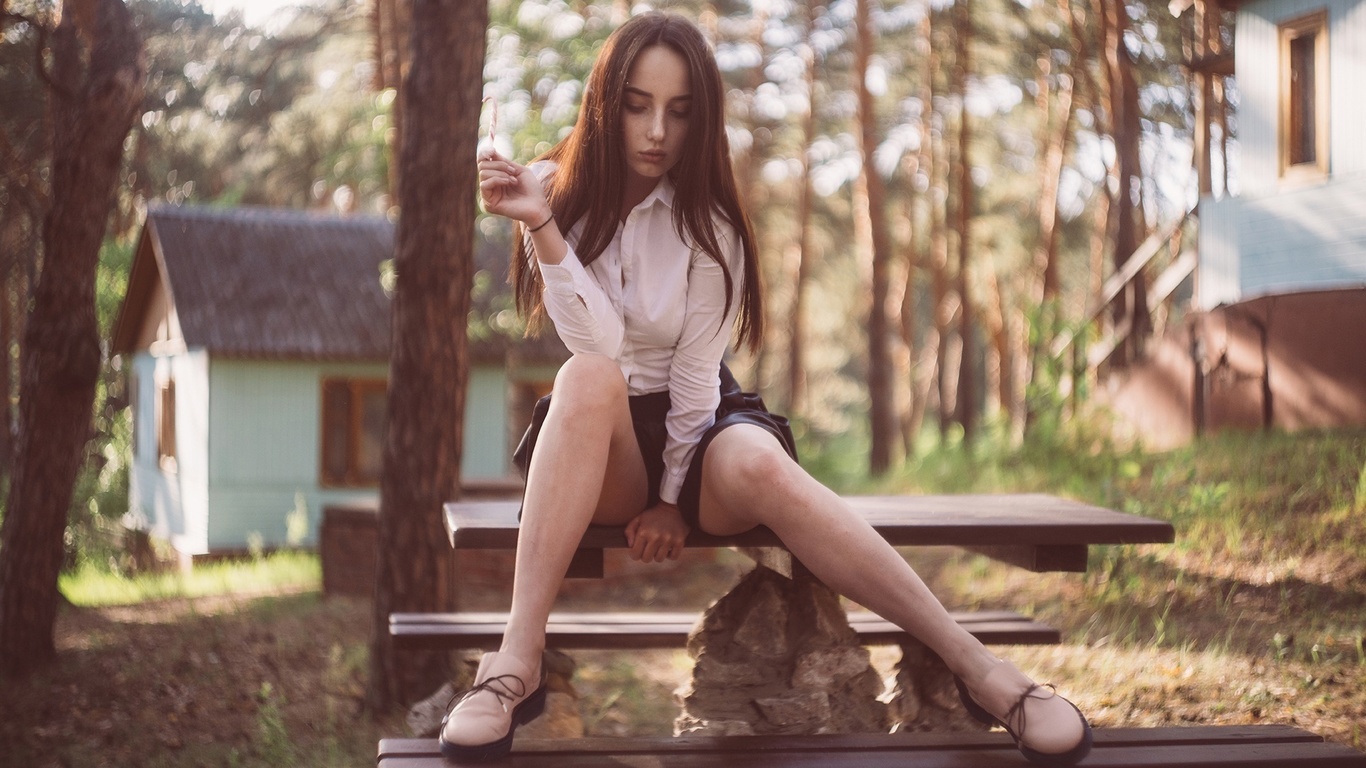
(425, 491), (1176, 737)
(443, 493), (1175, 576)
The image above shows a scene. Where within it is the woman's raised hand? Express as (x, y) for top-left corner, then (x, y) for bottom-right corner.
(478, 149), (550, 226)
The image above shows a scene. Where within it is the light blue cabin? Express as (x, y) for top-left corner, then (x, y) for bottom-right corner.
(1102, 0), (1366, 445)
(1195, 0), (1366, 307)
(111, 206), (564, 558)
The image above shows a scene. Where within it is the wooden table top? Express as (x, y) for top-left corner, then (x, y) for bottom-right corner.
(443, 493), (1174, 551)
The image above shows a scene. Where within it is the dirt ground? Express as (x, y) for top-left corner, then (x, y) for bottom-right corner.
(2, 543), (1364, 767)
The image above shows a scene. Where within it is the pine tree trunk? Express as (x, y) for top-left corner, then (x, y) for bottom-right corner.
(927, 19), (955, 439)
(786, 0), (822, 416)
(900, 9), (938, 456)
(1023, 43), (1076, 436)
(374, 0), (410, 200)
(856, 0), (897, 474)
(367, 0), (488, 710)
(952, 0), (976, 445)
(0, 0), (143, 678)
(1104, 0), (1148, 365)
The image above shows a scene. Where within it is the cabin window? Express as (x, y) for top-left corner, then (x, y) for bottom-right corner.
(321, 378), (387, 487)
(1279, 11), (1329, 179)
(156, 378), (176, 469)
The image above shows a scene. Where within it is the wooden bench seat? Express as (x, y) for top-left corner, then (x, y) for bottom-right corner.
(389, 609), (1060, 650)
(376, 725), (1366, 767)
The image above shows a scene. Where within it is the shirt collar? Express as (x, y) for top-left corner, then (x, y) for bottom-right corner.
(635, 174), (677, 212)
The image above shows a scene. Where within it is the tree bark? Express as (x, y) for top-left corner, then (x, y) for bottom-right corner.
(855, 0), (897, 474)
(0, 0), (143, 678)
(899, 8), (938, 456)
(951, 0), (976, 445)
(1023, 42), (1076, 436)
(373, 0), (411, 201)
(925, 15), (955, 440)
(786, 0), (822, 416)
(367, 0), (488, 710)
(1103, 0), (1148, 365)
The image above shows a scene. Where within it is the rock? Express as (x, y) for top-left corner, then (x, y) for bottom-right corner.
(755, 691), (831, 728)
(677, 566), (889, 736)
(886, 640), (989, 733)
(517, 690), (584, 739)
(692, 653), (777, 687)
(792, 647), (873, 689)
(405, 682), (455, 738)
(675, 715), (756, 736)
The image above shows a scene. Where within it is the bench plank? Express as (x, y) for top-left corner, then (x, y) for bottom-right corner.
(389, 610), (1061, 650)
(378, 726), (1366, 767)
(444, 494), (1175, 575)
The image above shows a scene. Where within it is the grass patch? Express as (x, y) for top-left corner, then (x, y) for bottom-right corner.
(59, 551), (321, 607)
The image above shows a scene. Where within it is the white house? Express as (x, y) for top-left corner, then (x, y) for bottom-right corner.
(1196, 0), (1366, 307)
(111, 206), (565, 559)
(1102, 0), (1366, 445)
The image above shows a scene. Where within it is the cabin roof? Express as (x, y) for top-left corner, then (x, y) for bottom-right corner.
(111, 205), (566, 364)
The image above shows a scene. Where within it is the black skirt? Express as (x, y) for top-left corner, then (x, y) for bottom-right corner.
(511, 363), (798, 528)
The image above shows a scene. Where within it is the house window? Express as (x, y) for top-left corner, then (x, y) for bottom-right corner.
(1279, 11), (1329, 179)
(156, 378), (176, 468)
(321, 378), (387, 487)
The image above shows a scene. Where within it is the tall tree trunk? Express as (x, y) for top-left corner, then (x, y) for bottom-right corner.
(901, 7), (938, 455)
(1023, 45), (1076, 435)
(951, 0), (976, 445)
(1103, 0), (1148, 365)
(367, 0), (487, 710)
(855, 0), (896, 474)
(0, 0), (143, 678)
(926, 18), (955, 439)
(981, 264), (1009, 423)
(373, 0), (411, 201)
(786, 0), (822, 416)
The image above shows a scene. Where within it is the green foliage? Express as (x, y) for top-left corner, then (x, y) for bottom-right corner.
(58, 550), (320, 607)
(253, 682), (296, 764)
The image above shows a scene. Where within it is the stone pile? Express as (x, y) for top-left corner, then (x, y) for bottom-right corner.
(675, 567), (889, 735)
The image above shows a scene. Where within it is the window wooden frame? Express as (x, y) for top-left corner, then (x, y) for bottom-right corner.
(1278, 10), (1329, 182)
(156, 377), (177, 470)
(320, 377), (388, 488)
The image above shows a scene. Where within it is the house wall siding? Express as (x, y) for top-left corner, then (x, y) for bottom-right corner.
(203, 359), (511, 551)
(1198, 0), (1366, 307)
(1200, 172), (1366, 307)
(1236, 0), (1366, 195)
(206, 359), (383, 551)
(127, 349), (211, 554)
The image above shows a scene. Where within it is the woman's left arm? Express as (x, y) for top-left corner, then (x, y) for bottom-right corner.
(625, 227), (742, 563)
(660, 227), (744, 506)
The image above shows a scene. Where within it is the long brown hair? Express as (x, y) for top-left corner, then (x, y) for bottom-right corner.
(510, 12), (764, 352)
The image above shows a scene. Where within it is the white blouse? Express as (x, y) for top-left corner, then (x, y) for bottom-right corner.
(532, 166), (743, 505)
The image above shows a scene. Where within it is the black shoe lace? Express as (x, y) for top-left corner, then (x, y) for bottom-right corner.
(448, 673), (529, 715)
(1002, 682), (1057, 747)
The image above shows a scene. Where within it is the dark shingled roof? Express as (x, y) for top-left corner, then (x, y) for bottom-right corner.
(112, 205), (567, 364)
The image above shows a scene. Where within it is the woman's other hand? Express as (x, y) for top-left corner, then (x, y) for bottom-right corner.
(478, 149), (550, 226)
(624, 502), (690, 563)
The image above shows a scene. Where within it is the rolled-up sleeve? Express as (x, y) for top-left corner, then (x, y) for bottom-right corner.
(537, 247), (624, 358)
(659, 228), (743, 504)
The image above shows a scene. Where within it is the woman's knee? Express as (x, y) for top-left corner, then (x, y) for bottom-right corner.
(710, 431), (795, 498)
(551, 354), (627, 414)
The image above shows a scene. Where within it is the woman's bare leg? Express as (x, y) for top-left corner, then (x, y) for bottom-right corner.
(498, 354), (651, 672)
(696, 425), (1084, 750)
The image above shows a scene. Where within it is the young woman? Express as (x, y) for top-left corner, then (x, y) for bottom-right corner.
(449, 12), (1092, 766)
